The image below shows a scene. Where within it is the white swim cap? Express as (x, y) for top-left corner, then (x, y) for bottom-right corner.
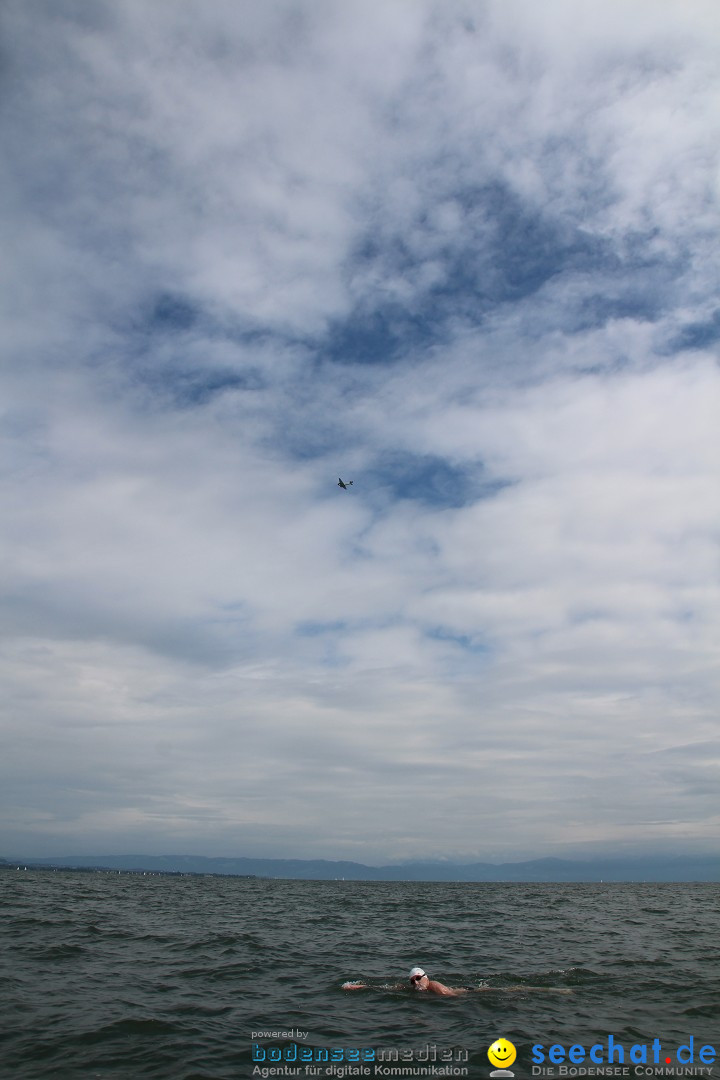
(409, 967), (426, 979)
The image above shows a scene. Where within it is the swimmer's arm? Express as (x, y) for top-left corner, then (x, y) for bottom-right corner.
(428, 980), (467, 996)
(341, 982), (367, 990)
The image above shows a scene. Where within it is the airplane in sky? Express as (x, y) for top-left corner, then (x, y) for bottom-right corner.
(337, 478), (353, 490)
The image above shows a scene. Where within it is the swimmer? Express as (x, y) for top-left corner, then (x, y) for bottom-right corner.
(342, 966), (466, 997)
(408, 966), (467, 997)
(342, 967), (573, 995)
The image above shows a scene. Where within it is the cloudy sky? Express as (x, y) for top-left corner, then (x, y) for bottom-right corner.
(2, 0), (719, 864)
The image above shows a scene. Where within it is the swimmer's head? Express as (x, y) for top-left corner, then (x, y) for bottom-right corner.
(409, 966), (426, 985)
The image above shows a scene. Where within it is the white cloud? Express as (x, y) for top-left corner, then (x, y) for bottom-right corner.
(1, 0), (718, 862)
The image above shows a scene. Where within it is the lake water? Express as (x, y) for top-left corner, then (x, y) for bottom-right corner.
(1, 871), (718, 1079)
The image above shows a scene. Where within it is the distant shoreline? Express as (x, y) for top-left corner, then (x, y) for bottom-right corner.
(0, 860), (262, 880)
(3, 853), (718, 883)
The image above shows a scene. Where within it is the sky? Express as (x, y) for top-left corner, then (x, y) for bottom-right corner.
(2, 0), (719, 865)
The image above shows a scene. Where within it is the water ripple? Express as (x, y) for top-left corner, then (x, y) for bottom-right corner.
(1, 874), (718, 1078)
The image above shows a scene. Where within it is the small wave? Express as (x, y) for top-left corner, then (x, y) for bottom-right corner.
(38, 943), (87, 960)
(681, 1003), (720, 1018)
(77, 1017), (183, 1044)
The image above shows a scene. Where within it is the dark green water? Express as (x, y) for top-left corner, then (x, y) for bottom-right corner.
(1, 871), (718, 1079)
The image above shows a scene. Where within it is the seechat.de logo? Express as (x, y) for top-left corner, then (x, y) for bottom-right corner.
(489, 1037), (517, 1077)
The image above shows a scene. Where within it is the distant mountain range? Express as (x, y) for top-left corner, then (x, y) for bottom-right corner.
(2, 853), (719, 881)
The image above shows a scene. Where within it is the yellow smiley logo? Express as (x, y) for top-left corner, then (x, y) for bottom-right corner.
(488, 1039), (517, 1069)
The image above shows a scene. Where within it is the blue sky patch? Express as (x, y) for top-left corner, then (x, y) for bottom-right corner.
(672, 309), (720, 351)
(322, 181), (614, 366)
(364, 452), (512, 509)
